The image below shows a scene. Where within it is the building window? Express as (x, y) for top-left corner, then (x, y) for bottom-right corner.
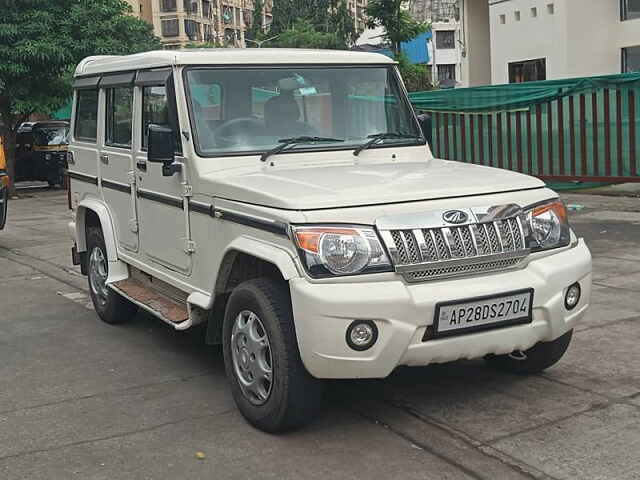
(514, 10), (521, 21)
(547, 3), (555, 14)
(160, 0), (176, 12)
(437, 64), (456, 86)
(622, 46), (640, 72)
(185, 19), (201, 41)
(531, 7), (538, 17)
(184, 0), (198, 14)
(161, 19), (179, 37)
(622, 0), (640, 20)
(436, 30), (455, 50)
(499, 14), (506, 24)
(509, 58), (546, 83)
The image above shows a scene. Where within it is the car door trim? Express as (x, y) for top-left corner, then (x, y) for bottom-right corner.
(101, 179), (131, 193)
(66, 170), (99, 185)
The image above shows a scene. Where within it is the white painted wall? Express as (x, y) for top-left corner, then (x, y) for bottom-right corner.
(489, 0), (640, 84)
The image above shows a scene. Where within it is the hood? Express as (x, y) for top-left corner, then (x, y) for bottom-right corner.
(206, 158), (544, 211)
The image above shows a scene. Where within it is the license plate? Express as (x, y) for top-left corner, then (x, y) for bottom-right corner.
(433, 289), (534, 338)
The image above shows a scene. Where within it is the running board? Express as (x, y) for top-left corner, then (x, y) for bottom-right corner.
(110, 278), (190, 329)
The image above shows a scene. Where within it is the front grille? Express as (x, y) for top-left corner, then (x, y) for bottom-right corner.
(379, 212), (529, 282)
(405, 257), (524, 282)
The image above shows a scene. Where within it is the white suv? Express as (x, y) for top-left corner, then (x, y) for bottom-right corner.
(67, 50), (592, 432)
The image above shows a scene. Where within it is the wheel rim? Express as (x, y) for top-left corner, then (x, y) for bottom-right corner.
(231, 310), (273, 406)
(88, 246), (109, 308)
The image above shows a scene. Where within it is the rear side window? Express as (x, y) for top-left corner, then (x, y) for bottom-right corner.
(74, 89), (99, 142)
(105, 87), (133, 148)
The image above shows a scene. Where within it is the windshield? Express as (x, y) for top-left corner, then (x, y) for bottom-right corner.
(185, 66), (423, 157)
(33, 126), (69, 146)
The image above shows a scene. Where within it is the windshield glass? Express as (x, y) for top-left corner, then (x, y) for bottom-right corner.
(33, 126), (69, 146)
(185, 66), (423, 156)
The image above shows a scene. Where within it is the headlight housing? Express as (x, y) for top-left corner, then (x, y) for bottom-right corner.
(525, 199), (570, 252)
(293, 226), (392, 277)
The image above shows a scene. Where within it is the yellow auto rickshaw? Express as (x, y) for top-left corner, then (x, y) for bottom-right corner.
(16, 121), (69, 187)
(0, 135), (9, 229)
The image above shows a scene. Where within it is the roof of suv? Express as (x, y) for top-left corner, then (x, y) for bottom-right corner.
(75, 49), (395, 76)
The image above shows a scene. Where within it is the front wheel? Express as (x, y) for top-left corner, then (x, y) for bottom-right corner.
(486, 330), (573, 374)
(222, 278), (324, 433)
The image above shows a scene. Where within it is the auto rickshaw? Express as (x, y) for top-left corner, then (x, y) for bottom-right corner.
(0, 135), (8, 230)
(16, 120), (69, 187)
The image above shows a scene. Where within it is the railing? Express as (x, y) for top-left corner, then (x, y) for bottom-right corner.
(410, 74), (640, 183)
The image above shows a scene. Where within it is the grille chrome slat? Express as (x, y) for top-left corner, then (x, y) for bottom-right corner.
(380, 210), (530, 282)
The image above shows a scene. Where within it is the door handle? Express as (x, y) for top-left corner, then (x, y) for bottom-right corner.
(99, 154), (109, 165)
(136, 160), (147, 172)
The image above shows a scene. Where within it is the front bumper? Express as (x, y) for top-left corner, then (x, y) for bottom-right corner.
(290, 239), (592, 379)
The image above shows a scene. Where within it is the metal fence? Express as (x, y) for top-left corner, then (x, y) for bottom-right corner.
(410, 74), (640, 183)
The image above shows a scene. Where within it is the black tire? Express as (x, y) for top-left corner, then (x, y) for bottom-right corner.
(0, 186), (8, 230)
(86, 226), (137, 325)
(222, 278), (324, 433)
(486, 330), (573, 374)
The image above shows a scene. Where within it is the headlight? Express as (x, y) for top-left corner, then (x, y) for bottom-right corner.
(293, 226), (392, 277)
(525, 199), (570, 251)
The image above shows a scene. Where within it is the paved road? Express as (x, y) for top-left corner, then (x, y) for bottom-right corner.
(0, 189), (639, 480)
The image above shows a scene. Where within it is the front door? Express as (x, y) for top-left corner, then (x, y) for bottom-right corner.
(135, 81), (191, 275)
(99, 83), (138, 252)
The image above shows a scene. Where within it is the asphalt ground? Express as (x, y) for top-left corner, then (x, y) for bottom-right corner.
(0, 189), (639, 480)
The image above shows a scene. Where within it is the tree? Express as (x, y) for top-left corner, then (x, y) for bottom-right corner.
(396, 52), (434, 92)
(0, 0), (161, 191)
(246, 0), (265, 42)
(270, 20), (344, 50)
(270, 0), (356, 48)
(366, 0), (429, 57)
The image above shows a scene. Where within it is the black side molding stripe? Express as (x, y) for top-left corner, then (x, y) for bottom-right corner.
(137, 189), (183, 209)
(215, 209), (289, 237)
(190, 200), (213, 215)
(101, 179), (131, 194)
(66, 170), (98, 185)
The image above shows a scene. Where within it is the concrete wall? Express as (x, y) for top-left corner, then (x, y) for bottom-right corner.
(489, 0), (640, 84)
(461, 0), (492, 86)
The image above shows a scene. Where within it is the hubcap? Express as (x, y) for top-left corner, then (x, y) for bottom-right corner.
(89, 246), (109, 308)
(231, 310), (273, 405)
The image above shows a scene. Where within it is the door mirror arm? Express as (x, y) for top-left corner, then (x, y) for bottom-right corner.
(162, 162), (182, 177)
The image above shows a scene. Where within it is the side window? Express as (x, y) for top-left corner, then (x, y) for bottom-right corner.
(141, 85), (182, 153)
(74, 89), (99, 142)
(105, 87), (133, 148)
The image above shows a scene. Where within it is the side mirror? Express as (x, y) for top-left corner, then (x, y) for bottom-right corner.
(416, 113), (432, 148)
(147, 124), (181, 176)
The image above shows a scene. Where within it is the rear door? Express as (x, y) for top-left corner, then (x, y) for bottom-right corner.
(99, 73), (139, 252)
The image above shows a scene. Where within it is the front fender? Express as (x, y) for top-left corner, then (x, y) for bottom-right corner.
(223, 235), (301, 282)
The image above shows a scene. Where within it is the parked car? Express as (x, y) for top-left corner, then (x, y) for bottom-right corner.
(16, 120), (69, 187)
(0, 135), (8, 229)
(67, 50), (592, 432)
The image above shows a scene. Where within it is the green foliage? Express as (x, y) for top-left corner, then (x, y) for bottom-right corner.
(270, 0), (356, 48)
(246, 0), (265, 41)
(0, 0), (160, 128)
(366, 0), (429, 56)
(184, 41), (229, 49)
(396, 52), (433, 93)
(270, 20), (344, 50)
(0, 0), (161, 189)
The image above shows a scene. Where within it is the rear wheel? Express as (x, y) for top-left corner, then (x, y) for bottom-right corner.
(486, 330), (573, 374)
(222, 278), (324, 433)
(86, 226), (137, 324)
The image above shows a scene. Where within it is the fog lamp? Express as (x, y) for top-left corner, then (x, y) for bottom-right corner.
(565, 283), (581, 310)
(346, 320), (378, 351)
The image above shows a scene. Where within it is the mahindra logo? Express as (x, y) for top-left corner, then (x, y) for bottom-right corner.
(442, 210), (469, 224)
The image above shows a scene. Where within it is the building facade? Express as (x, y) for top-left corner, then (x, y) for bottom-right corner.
(126, 0), (274, 48)
(489, 0), (640, 84)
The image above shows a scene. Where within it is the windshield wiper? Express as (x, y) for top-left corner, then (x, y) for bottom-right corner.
(353, 132), (421, 157)
(260, 136), (344, 162)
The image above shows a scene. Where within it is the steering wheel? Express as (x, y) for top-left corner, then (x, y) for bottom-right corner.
(213, 117), (264, 148)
